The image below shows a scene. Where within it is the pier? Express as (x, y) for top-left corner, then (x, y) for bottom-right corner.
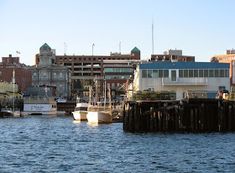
(123, 99), (235, 133)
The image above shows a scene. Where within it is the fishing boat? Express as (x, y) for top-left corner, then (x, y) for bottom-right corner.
(87, 102), (112, 124)
(72, 97), (88, 121)
(86, 80), (112, 124)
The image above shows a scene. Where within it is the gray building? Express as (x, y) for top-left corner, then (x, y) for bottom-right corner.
(31, 43), (71, 98)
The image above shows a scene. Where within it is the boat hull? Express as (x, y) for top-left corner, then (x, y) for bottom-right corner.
(87, 111), (112, 124)
(72, 111), (88, 121)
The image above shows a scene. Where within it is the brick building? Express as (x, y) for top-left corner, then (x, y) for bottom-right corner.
(54, 47), (141, 99)
(0, 54), (32, 92)
(212, 49), (235, 86)
(151, 49), (195, 62)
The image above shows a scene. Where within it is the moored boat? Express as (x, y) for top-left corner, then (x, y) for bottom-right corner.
(87, 103), (112, 124)
(72, 102), (88, 121)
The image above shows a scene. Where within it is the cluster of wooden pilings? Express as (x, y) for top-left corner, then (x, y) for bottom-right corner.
(123, 99), (235, 133)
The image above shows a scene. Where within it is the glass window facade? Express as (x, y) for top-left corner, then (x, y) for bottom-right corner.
(141, 68), (229, 78)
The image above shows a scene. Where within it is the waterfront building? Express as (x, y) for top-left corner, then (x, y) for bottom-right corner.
(32, 43), (71, 98)
(55, 47), (140, 99)
(130, 61), (230, 100)
(212, 49), (235, 86)
(0, 54), (32, 92)
(151, 49), (195, 62)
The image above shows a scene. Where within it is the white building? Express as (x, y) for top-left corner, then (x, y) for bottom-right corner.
(131, 61), (230, 100)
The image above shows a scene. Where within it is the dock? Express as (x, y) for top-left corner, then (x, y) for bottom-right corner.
(123, 99), (235, 133)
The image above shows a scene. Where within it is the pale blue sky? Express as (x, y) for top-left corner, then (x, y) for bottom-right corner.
(0, 0), (234, 65)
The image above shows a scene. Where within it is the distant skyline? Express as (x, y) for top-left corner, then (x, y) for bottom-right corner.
(0, 0), (235, 65)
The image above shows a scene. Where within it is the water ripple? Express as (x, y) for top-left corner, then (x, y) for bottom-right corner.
(0, 116), (235, 172)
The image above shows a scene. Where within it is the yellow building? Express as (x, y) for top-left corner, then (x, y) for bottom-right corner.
(0, 82), (20, 99)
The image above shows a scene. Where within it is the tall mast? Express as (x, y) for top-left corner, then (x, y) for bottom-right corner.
(152, 19), (155, 54)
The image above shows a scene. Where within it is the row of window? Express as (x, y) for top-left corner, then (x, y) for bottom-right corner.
(178, 69), (229, 78)
(104, 68), (132, 73)
(105, 75), (130, 80)
(142, 69), (229, 78)
(142, 70), (169, 78)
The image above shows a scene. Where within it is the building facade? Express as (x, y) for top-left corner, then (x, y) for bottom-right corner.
(32, 43), (71, 98)
(151, 49), (195, 62)
(0, 54), (32, 92)
(55, 47), (140, 99)
(212, 49), (235, 86)
(131, 61), (230, 100)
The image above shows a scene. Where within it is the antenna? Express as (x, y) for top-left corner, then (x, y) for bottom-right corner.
(119, 41), (121, 54)
(152, 19), (155, 54)
(64, 42), (67, 55)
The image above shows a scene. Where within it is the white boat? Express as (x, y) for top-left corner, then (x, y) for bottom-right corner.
(86, 79), (113, 124)
(0, 109), (21, 118)
(72, 102), (88, 121)
(87, 104), (112, 124)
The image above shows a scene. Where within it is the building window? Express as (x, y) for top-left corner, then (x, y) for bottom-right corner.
(189, 70), (193, 77)
(179, 70), (183, 78)
(163, 70), (169, 78)
(215, 69), (219, 77)
(159, 70), (163, 78)
(147, 70), (153, 78)
(209, 69), (214, 77)
(220, 69), (225, 77)
(193, 69), (198, 77)
(225, 69), (229, 77)
(204, 70), (208, 77)
(142, 70), (147, 78)
(184, 70), (189, 78)
(153, 70), (159, 78)
(199, 70), (203, 77)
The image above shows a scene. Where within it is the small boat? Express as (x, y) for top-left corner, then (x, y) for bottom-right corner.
(87, 105), (112, 124)
(72, 102), (89, 121)
(86, 79), (112, 124)
(0, 109), (21, 118)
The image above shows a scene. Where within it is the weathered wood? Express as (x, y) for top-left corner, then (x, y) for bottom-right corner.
(123, 99), (235, 133)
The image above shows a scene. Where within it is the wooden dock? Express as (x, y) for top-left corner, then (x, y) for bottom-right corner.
(123, 99), (235, 133)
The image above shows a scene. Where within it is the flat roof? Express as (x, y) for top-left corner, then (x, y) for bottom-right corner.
(140, 61), (230, 69)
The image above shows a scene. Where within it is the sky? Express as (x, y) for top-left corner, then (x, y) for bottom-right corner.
(0, 0), (235, 65)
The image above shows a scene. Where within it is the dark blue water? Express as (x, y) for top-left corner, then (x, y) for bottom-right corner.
(0, 115), (235, 173)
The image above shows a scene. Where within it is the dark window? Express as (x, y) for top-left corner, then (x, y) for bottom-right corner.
(209, 69), (214, 77)
(189, 70), (193, 77)
(194, 69), (198, 77)
(179, 70), (183, 78)
(163, 70), (169, 78)
(204, 70), (208, 77)
(215, 70), (219, 77)
(142, 70), (147, 78)
(159, 70), (163, 78)
(184, 70), (189, 77)
(199, 70), (203, 77)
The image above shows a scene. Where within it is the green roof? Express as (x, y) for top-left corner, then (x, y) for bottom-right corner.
(131, 47), (140, 53)
(40, 43), (51, 51)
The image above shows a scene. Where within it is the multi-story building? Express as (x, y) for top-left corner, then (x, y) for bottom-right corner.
(55, 47), (140, 99)
(130, 61), (230, 100)
(212, 49), (235, 86)
(151, 49), (195, 62)
(0, 54), (32, 92)
(32, 43), (71, 98)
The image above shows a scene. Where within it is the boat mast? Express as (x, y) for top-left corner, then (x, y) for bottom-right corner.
(12, 68), (15, 112)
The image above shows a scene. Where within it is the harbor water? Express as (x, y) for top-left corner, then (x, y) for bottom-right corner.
(0, 115), (235, 172)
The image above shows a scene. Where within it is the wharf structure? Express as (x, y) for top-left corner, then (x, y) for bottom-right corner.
(128, 61), (230, 100)
(124, 60), (235, 133)
(123, 99), (235, 133)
